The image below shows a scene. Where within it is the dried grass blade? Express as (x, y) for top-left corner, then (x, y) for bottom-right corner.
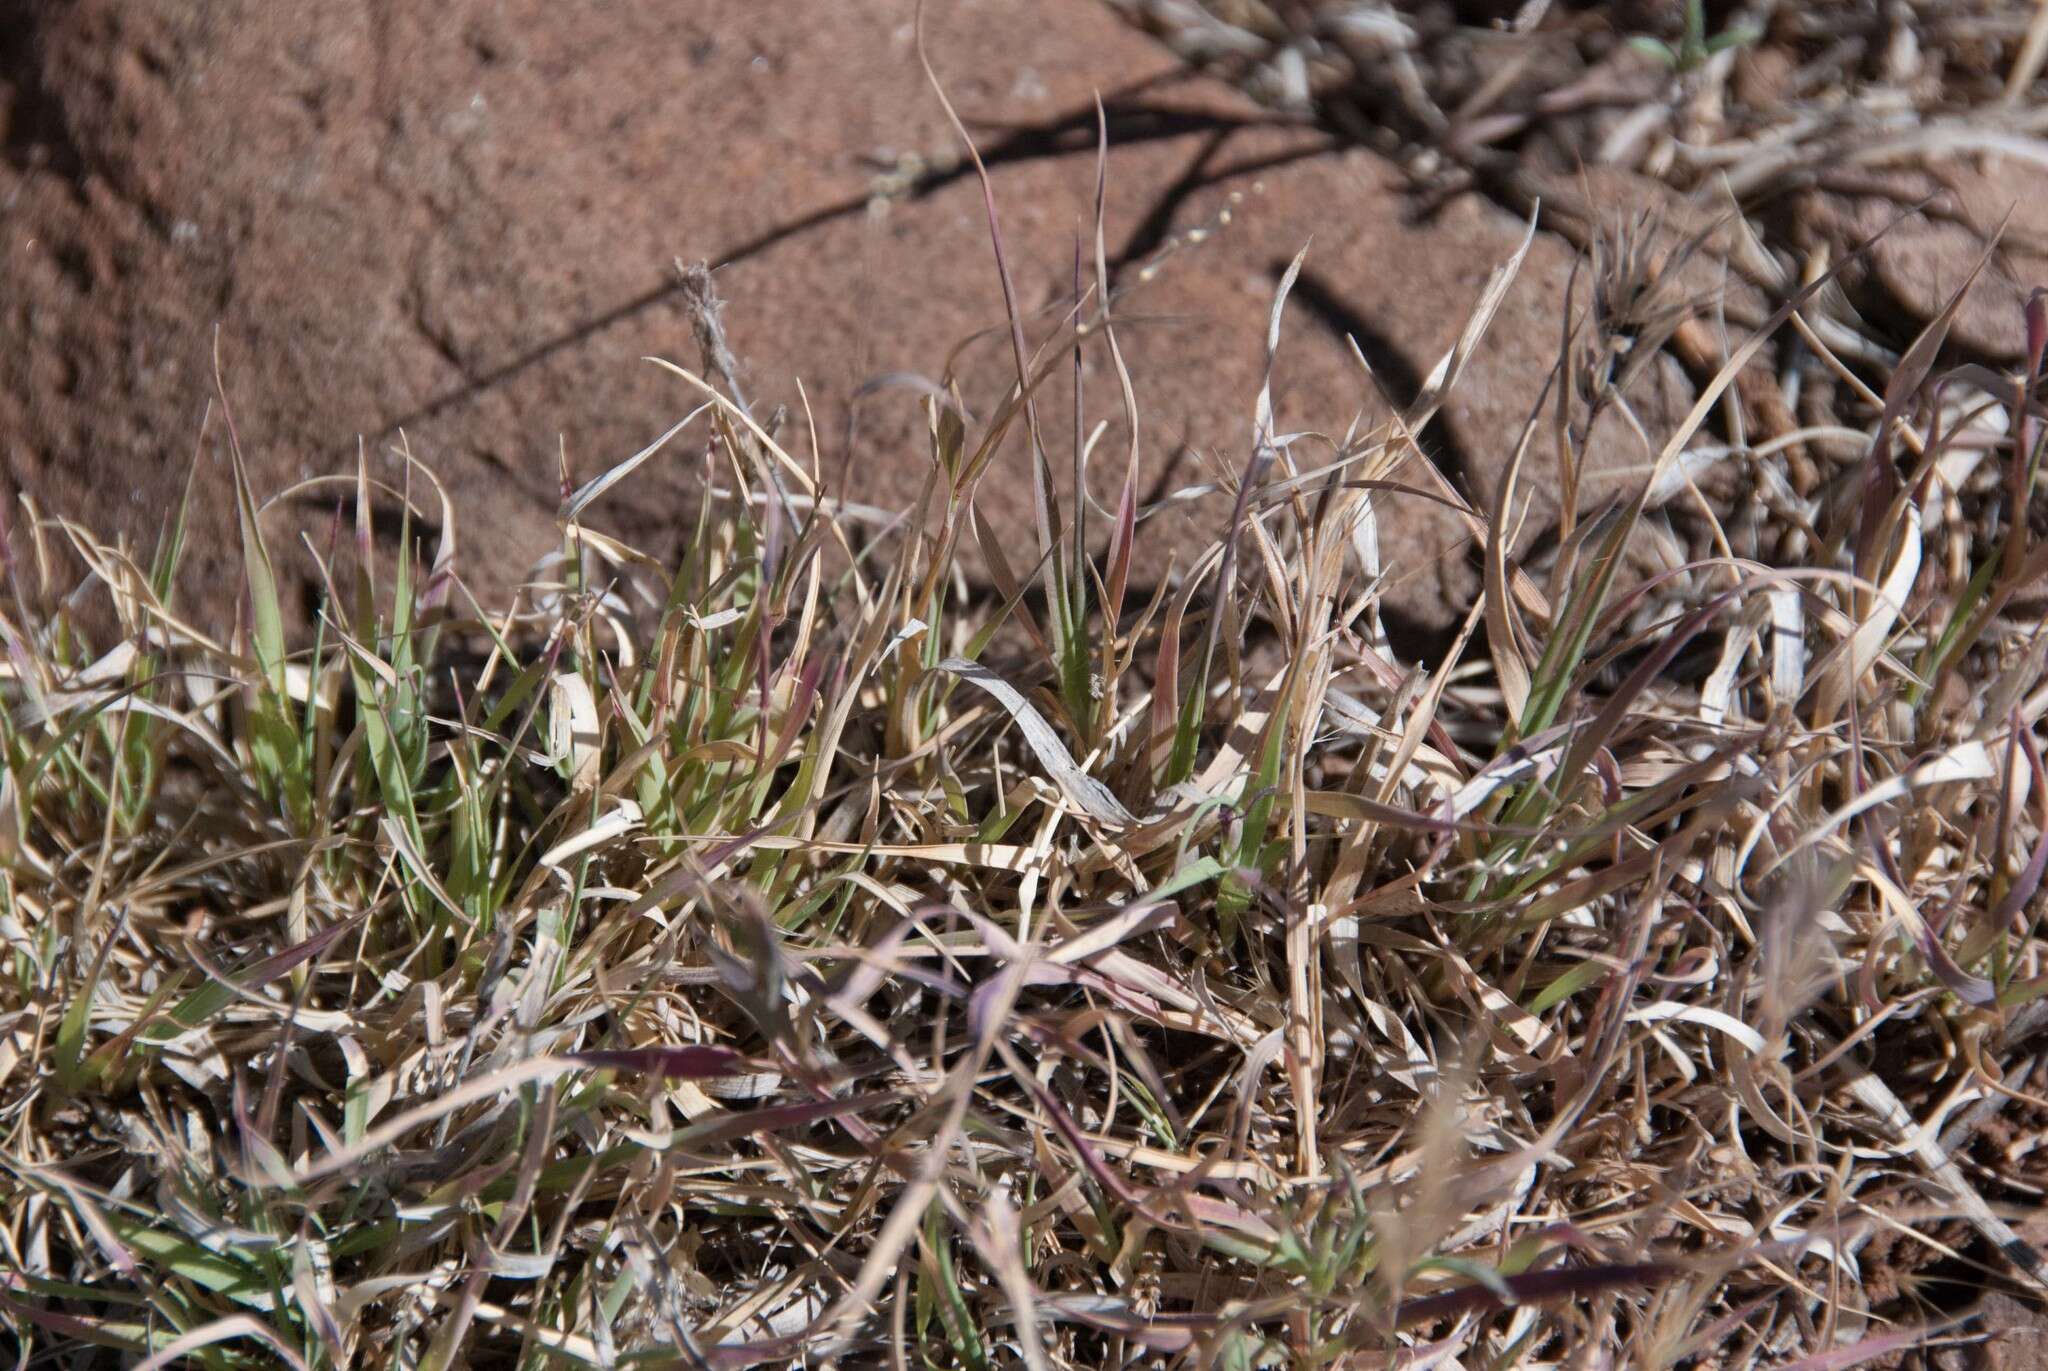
(931, 657), (1132, 824)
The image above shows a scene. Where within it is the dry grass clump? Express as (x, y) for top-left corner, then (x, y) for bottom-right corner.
(1111, 0), (2048, 199)
(4, 100), (2048, 1371)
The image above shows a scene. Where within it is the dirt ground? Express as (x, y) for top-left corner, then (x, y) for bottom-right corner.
(0, 0), (1707, 646)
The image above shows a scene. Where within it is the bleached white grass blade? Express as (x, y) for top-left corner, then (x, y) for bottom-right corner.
(559, 404), (710, 522)
(933, 658), (1134, 825)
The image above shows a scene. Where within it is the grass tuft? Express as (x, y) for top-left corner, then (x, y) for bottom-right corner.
(5, 92), (2048, 1370)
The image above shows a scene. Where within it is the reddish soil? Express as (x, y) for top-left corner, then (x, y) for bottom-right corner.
(1, 0), (1692, 642)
